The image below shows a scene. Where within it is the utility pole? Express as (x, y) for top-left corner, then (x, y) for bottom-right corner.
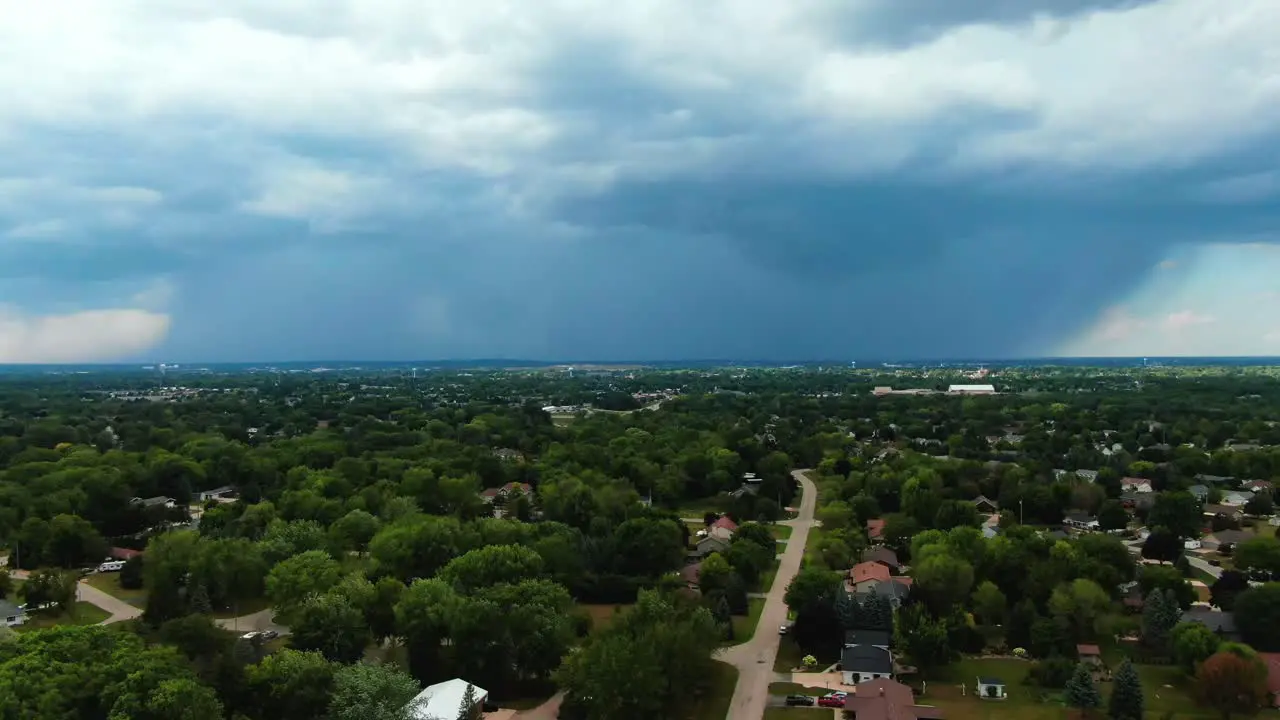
(1020, 499), (1024, 526)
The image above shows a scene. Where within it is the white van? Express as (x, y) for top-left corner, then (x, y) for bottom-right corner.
(97, 560), (125, 572)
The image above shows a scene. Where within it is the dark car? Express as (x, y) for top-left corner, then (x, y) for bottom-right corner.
(785, 695), (815, 706)
(818, 695), (846, 708)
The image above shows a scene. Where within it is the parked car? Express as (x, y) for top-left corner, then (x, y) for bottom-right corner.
(97, 560), (125, 573)
(778, 624), (790, 635)
(784, 695), (815, 707)
(818, 695), (846, 708)
(241, 631), (262, 641)
(260, 630), (279, 640)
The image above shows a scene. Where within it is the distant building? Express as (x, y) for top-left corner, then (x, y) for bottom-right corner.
(947, 384), (996, 395)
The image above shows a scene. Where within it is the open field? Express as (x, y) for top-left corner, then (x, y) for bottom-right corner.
(764, 708), (824, 720)
(772, 524), (793, 541)
(921, 657), (1219, 720)
(15, 602), (110, 632)
(578, 603), (632, 633)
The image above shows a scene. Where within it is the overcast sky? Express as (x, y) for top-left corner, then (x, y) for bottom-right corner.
(2, 0), (1279, 362)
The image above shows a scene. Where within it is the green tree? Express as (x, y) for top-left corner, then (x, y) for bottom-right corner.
(329, 510), (381, 554)
(1234, 537), (1280, 576)
(109, 678), (224, 720)
(914, 553), (974, 612)
(244, 649), (337, 720)
(291, 592), (373, 664)
(1147, 492), (1202, 539)
(1064, 661), (1102, 716)
(436, 544), (544, 592)
(1107, 659), (1144, 720)
(0, 570), (10, 599)
(1234, 583), (1280, 651)
(265, 550), (342, 623)
(971, 581), (1007, 626)
(1171, 622), (1222, 673)
(457, 682), (480, 720)
(1097, 500), (1129, 532)
(328, 662), (422, 720)
(697, 553), (733, 595)
(895, 604), (952, 672)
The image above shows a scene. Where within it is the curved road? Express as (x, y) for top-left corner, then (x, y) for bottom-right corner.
(715, 468), (818, 720)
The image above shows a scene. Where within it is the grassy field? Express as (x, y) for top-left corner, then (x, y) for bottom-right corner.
(772, 524), (793, 541)
(15, 602), (110, 632)
(775, 637), (836, 673)
(85, 572), (148, 607)
(757, 558), (781, 593)
(578, 603), (632, 633)
(922, 657), (1219, 720)
(729, 597), (766, 644)
(682, 660), (737, 720)
(764, 708), (822, 720)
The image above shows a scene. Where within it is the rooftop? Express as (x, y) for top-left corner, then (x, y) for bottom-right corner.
(407, 678), (487, 720)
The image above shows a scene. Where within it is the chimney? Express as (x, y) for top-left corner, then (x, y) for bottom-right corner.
(880, 687), (885, 696)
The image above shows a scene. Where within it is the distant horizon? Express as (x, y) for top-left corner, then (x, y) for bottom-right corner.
(4, 355), (1280, 371)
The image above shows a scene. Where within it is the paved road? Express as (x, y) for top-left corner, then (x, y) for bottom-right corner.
(715, 468), (818, 720)
(216, 608), (291, 636)
(9, 569), (143, 625)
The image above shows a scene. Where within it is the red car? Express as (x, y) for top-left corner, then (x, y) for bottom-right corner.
(818, 695), (846, 708)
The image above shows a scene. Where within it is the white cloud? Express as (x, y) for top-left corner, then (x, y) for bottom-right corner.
(0, 306), (171, 363)
(0, 0), (1276, 205)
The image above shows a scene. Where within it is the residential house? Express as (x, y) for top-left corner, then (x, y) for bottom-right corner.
(849, 562), (913, 606)
(971, 495), (999, 514)
(861, 548), (901, 573)
(1054, 469), (1099, 483)
(975, 677), (1007, 700)
(1184, 538), (1202, 550)
(845, 629), (892, 648)
(479, 482), (533, 504)
(1121, 492), (1157, 511)
(1203, 504), (1243, 521)
(0, 600), (26, 628)
(867, 518), (886, 543)
(1246, 480), (1272, 493)
(405, 678), (488, 720)
(842, 679), (945, 720)
(841, 644), (894, 684)
(1181, 609), (1238, 638)
(1203, 529), (1251, 551)
(131, 496), (176, 509)
(1063, 512), (1100, 532)
(197, 486), (237, 502)
(1188, 484), (1210, 502)
(710, 515), (739, 534)
(689, 534), (731, 561)
(1222, 490), (1256, 507)
(1121, 478), (1153, 494)
(1078, 644), (1103, 667)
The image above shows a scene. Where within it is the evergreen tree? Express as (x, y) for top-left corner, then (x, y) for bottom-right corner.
(1064, 661), (1102, 716)
(834, 588), (858, 630)
(457, 682), (478, 720)
(189, 583), (213, 614)
(1108, 659), (1145, 720)
(710, 593), (734, 641)
(867, 594), (893, 632)
(1142, 589), (1180, 651)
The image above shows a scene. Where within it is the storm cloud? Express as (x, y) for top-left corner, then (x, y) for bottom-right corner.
(1, 0), (1278, 361)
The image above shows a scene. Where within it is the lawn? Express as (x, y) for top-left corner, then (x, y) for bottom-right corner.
(764, 709), (823, 720)
(85, 572), (148, 607)
(578, 603), (632, 633)
(680, 659), (737, 720)
(728, 597), (765, 644)
(15, 602), (110, 632)
(771, 525), (793, 541)
(757, 558), (781, 593)
(922, 657), (1220, 720)
(775, 637), (835, 673)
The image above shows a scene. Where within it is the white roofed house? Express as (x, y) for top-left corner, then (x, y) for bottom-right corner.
(406, 678), (487, 720)
(948, 384), (996, 395)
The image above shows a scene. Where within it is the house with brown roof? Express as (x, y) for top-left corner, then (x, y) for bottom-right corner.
(849, 562), (913, 606)
(841, 678), (944, 720)
(109, 547), (143, 561)
(862, 547), (901, 572)
(710, 515), (739, 533)
(971, 495), (999, 513)
(678, 562), (702, 591)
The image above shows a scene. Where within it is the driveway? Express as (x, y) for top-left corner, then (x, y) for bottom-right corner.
(1187, 555), (1223, 580)
(715, 468), (818, 720)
